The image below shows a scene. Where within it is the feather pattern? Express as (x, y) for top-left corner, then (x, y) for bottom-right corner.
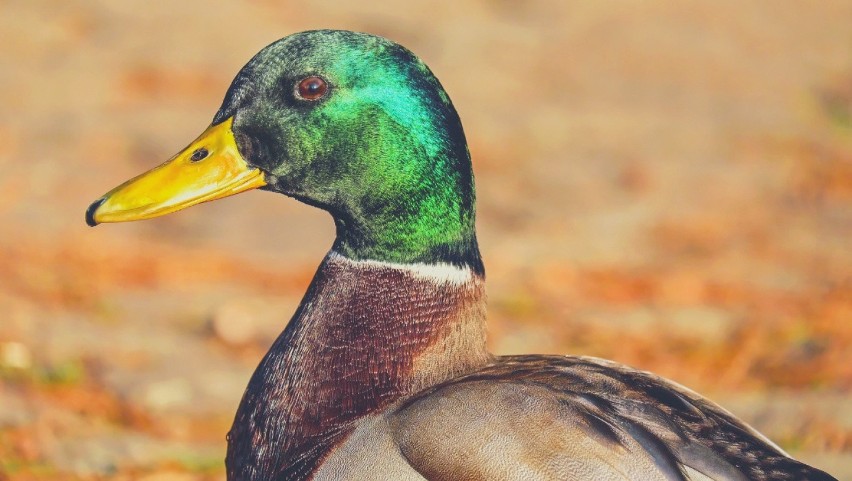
(384, 355), (836, 481)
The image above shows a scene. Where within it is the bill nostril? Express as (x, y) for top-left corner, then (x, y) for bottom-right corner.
(190, 147), (209, 162)
(85, 198), (106, 227)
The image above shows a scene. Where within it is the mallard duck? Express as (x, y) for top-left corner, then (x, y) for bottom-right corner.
(86, 30), (836, 481)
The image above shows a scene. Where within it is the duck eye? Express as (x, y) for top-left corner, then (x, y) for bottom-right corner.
(296, 76), (328, 101)
(189, 147), (209, 162)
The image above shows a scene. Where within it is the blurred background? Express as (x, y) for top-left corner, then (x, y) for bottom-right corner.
(1, 1), (850, 479)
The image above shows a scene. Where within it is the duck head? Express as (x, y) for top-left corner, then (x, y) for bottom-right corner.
(87, 30), (482, 272)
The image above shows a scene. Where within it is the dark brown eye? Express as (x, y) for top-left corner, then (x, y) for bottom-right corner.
(296, 76), (328, 101)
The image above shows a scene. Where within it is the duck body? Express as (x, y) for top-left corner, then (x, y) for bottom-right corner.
(320, 355), (825, 481)
(86, 30), (837, 481)
(226, 254), (832, 481)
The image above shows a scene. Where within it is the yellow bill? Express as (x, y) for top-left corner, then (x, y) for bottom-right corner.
(86, 117), (266, 226)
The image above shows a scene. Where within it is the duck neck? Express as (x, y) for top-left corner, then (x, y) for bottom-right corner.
(328, 190), (484, 275)
(226, 251), (490, 480)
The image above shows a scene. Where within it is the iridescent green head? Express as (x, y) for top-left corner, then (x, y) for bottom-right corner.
(87, 30), (483, 274)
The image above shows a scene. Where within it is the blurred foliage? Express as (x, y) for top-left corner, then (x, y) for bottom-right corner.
(1, 0), (850, 479)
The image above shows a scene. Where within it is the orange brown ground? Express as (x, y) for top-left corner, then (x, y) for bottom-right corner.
(1, 1), (850, 479)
